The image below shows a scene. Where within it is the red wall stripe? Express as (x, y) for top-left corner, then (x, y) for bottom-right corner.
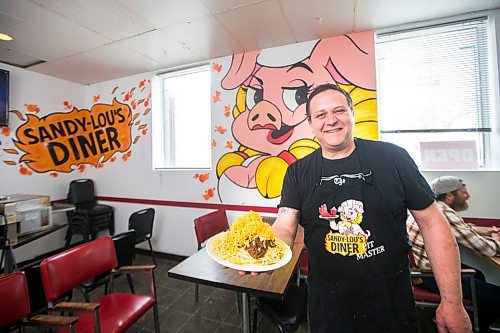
(96, 196), (279, 214)
(463, 217), (500, 227)
(53, 196), (500, 226)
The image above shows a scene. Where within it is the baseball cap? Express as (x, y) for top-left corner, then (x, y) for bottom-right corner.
(430, 176), (464, 195)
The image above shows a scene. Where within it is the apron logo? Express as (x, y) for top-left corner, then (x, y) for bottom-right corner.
(324, 231), (367, 256)
(319, 200), (371, 256)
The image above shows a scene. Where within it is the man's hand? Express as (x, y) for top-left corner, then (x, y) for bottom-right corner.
(435, 303), (472, 333)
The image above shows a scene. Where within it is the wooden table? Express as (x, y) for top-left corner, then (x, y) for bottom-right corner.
(168, 242), (304, 333)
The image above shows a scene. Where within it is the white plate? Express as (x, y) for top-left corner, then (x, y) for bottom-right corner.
(206, 232), (292, 272)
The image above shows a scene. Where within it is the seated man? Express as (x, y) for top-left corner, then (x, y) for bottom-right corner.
(407, 176), (500, 331)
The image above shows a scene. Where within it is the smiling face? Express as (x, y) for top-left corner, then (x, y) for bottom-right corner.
(308, 89), (355, 159)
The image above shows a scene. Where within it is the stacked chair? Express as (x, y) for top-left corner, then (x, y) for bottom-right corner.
(66, 179), (114, 246)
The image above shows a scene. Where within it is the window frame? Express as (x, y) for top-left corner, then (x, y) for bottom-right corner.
(152, 63), (212, 170)
(375, 15), (498, 170)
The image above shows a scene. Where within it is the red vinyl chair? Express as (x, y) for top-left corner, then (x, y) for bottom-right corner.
(193, 209), (230, 302)
(0, 271), (78, 332)
(409, 252), (479, 333)
(40, 236), (160, 333)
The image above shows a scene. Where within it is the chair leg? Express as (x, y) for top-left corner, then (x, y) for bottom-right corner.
(236, 292), (241, 313)
(147, 239), (157, 266)
(126, 273), (135, 294)
(252, 308), (259, 333)
(153, 300), (160, 333)
(83, 290), (91, 302)
(195, 283), (199, 302)
(469, 277), (480, 333)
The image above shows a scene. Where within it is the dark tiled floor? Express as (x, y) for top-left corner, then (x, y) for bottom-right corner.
(26, 253), (440, 333)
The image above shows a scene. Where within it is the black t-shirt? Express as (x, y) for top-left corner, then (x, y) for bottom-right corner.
(279, 138), (434, 232)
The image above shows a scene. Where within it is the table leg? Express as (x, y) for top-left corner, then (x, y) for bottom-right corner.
(242, 292), (250, 333)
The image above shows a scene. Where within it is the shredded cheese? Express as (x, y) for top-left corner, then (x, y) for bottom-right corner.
(211, 211), (286, 266)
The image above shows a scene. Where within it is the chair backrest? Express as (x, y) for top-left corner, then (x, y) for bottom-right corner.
(67, 178), (97, 205)
(40, 237), (117, 302)
(194, 210), (229, 247)
(0, 271), (31, 327)
(112, 230), (137, 267)
(128, 208), (155, 243)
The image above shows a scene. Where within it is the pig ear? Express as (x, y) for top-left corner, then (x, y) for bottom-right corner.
(309, 31), (376, 90)
(222, 50), (260, 90)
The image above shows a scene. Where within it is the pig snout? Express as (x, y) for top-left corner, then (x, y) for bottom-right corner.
(248, 100), (282, 131)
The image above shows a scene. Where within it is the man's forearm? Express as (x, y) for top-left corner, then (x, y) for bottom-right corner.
(422, 221), (463, 304)
(412, 204), (463, 304)
(272, 207), (300, 247)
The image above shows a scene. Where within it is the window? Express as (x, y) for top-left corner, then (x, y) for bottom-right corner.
(152, 64), (211, 169)
(376, 17), (493, 169)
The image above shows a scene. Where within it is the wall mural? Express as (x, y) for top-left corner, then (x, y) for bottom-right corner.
(1, 79), (151, 176)
(213, 31), (378, 204)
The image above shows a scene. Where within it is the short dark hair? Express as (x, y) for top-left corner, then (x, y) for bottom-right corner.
(305, 83), (354, 120)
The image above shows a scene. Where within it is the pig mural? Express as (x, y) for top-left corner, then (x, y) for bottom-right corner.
(217, 31), (377, 204)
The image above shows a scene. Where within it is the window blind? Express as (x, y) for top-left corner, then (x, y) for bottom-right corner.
(376, 17), (491, 133)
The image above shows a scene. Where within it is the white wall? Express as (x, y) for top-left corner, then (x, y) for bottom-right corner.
(3, 8), (500, 260)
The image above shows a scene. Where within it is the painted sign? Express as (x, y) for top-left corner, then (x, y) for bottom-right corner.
(420, 140), (478, 169)
(13, 98), (132, 173)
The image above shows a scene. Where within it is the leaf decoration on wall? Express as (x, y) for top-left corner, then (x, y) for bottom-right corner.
(3, 148), (19, 154)
(19, 165), (33, 176)
(212, 90), (221, 103)
(224, 105), (231, 117)
(211, 63), (222, 73)
(10, 110), (26, 121)
(202, 187), (216, 200)
(214, 125), (226, 135)
(24, 104), (40, 114)
(3, 161), (16, 165)
(1, 127), (11, 136)
(193, 173), (210, 182)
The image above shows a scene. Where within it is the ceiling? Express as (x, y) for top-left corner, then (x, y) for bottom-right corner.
(1, 0), (500, 86)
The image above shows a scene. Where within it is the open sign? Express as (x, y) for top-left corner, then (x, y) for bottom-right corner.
(420, 141), (478, 169)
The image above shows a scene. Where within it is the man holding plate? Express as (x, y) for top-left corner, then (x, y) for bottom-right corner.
(249, 84), (471, 333)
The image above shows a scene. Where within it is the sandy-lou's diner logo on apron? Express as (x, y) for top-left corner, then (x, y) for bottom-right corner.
(13, 98), (132, 173)
(319, 200), (371, 256)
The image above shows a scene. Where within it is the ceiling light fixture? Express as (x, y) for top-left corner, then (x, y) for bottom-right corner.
(0, 33), (13, 41)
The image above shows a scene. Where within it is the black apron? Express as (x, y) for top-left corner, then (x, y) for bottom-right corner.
(305, 146), (418, 333)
